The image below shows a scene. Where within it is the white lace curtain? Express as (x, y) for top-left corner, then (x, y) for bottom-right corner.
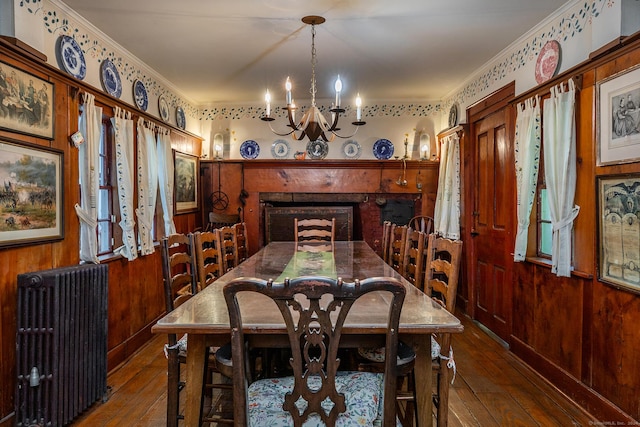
(136, 118), (159, 255)
(433, 131), (461, 240)
(543, 79), (580, 277)
(157, 128), (176, 236)
(75, 92), (101, 264)
(112, 106), (138, 261)
(514, 95), (541, 261)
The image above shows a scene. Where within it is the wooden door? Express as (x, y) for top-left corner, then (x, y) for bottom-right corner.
(468, 85), (515, 343)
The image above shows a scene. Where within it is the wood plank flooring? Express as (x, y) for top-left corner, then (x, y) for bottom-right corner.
(71, 313), (597, 426)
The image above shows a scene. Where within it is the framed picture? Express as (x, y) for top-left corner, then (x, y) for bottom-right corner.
(173, 150), (199, 214)
(0, 139), (63, 247)
(0, 61), (55, 139)
(597, 64), (640, 166)
(598, 174), (640, 294)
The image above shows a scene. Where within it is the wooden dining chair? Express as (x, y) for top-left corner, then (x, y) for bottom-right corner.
(224, 276), (405, 427)
(217, 225), (239, 272)
(191, 230), (224, 290)
(294, 217), (335, 246)
(408, 215), (434, 235)
(160, 233), (199, 427)
(402, 228), (427, 289)
(423, 233), (463, 426)
(381, 220), (393, 263)
(232, 222), (248, 264)
(389, 224), (409, 274)
(162, 233), (234, 426)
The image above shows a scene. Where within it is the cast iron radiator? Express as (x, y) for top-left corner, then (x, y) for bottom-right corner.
(15, 263), (109, 426)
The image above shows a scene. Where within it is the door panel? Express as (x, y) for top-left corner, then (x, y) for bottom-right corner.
(471, 108), (513, 342)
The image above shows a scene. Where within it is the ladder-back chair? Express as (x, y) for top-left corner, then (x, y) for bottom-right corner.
(217, 225), (239, 273)
(160, 233), (198, 427)
(191, 230), (223, 290)
(408, 215), (434, 235)
(402, 229), (427, 289)
(294, 217), (335, 248)
(423, 234), (463, 426)
(388, 224), (409, 274)
(381, 220), (393, 263)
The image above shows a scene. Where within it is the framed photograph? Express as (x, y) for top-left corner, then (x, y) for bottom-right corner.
(597, 64), (640, 166)
(598, 174), (640, 294)
(0, 61), (54, 139)
(173, 150), (199, 214)
(0, 139), (63, 247)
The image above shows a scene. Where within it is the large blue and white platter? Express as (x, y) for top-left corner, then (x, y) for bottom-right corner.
(373, 138), (394, 160)
(240, 140), (260, 159)
(133, 79), (149, 111)
(100, 59), (122, 98)
(59, 35), (86, 80)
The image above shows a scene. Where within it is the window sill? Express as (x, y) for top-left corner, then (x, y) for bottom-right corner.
(524, 256), (593, 280)
(97, 241), (161, 263)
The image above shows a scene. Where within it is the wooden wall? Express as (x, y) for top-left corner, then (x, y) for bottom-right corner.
(461, 37), (640, 423)
(200, 159), (439, 256)
(0, 39), (201, 425)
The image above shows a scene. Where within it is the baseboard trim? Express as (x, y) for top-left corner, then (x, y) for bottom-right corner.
(510, 336), (634, 423)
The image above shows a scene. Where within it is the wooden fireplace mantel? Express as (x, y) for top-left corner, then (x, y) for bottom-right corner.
(200, 159), (439, 252)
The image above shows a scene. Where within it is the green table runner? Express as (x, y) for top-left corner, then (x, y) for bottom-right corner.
(276, 250), (337, 282)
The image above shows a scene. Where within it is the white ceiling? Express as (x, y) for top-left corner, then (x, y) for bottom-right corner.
(61, 0), (569, 106)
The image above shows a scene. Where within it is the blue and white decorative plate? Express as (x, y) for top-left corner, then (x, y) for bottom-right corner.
(342, 139), (361, 159)
(158, 95), (170, 122)
(100, 59), (122, 98)
(133, 79), (148, 111)
(271, 139), (290, 159)
(373, 138), (394, 160)
(176, 106), (186, 129)
(307, 140), (329, 160)
(59, 35), (86, 80)
(240, 140), (260, 159)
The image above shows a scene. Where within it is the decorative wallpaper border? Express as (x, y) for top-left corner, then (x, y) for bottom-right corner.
(20, 0), (198, 121)
(22, 0), (613, 123)
(445, 0), (613, 110)
(201, 102), (443, 121)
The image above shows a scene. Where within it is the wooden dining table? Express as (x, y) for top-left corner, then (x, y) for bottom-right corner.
(152, 241), (463, 426)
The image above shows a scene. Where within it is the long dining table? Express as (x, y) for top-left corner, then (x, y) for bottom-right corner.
(152, 240), (463, 426)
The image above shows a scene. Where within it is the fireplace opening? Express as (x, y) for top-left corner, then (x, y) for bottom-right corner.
(260, 192), (417, 245)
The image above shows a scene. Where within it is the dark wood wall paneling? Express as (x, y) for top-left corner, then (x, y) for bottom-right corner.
(0, 38), (202, 425)
(3, 32), (640, 425)
(200, 160), (439, 256)
(493, 36), (640, 423)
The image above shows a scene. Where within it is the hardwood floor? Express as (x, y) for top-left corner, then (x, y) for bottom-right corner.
(71, 313), (597, 426)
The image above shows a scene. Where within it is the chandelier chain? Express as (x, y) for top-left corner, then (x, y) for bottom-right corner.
(310, 23), (317, 107)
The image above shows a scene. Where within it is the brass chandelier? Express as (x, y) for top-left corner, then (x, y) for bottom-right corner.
(261, 15), (366, 142)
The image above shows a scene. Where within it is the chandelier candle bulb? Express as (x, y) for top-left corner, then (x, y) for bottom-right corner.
(265, 90), (271, 117)
(356, 94), (362, 121)
(285, 77), (292, 105)
(335, 76), (342, 107)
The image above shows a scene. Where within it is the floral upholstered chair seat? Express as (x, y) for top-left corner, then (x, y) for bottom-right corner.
(247, 371), (392, 426)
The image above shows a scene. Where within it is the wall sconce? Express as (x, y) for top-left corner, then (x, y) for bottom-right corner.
(420, 133), (431, 160)
(213, 133), (224, 160)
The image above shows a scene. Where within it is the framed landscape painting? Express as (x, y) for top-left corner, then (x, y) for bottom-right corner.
(0, 139), (63, 247)
(0, 61), (54, 139)
(173, 150), (199, 214)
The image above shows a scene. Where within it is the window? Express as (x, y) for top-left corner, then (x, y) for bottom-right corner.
(96, 110), (122, 256)
(537, 187), (552, 258)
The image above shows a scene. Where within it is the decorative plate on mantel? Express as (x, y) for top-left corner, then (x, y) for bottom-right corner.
(535, 40), (561, 84)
